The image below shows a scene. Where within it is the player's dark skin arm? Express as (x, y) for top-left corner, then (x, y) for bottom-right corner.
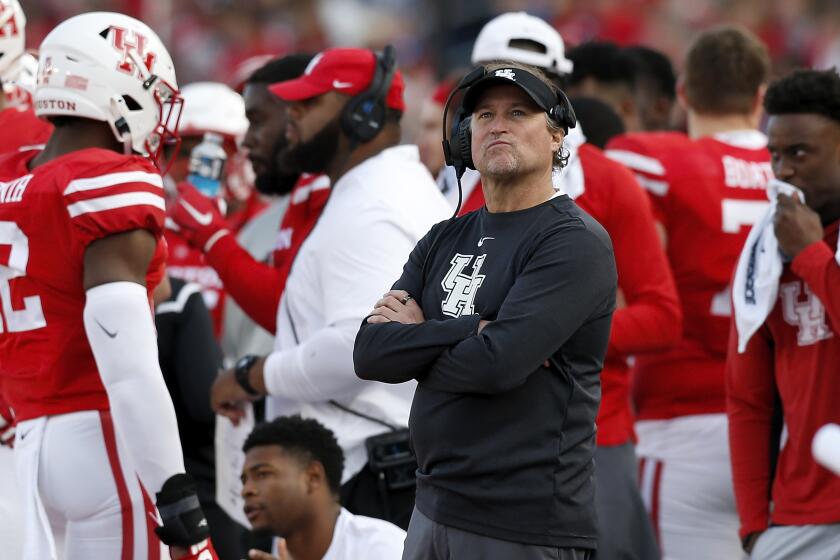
(83, 229), (156, 289)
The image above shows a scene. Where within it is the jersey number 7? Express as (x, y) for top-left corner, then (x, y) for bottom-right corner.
(0, 221), (47, 333)
(710, 199), (769, 317)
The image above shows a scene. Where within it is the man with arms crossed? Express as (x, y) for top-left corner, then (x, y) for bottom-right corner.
(355, 61), (616, 559)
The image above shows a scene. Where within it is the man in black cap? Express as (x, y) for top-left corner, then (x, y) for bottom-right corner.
(354, 60), (616, 559)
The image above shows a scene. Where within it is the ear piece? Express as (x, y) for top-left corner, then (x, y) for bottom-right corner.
(552, 89), (577, 132)
(442, 104), (474, 179)
(340, 45), (397, 144)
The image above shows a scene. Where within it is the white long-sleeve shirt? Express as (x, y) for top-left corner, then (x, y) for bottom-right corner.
(263, 145), (451, 481)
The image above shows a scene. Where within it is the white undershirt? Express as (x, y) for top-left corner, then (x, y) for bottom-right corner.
(262, 145), (452, 481)
(322, 508), (406, 560)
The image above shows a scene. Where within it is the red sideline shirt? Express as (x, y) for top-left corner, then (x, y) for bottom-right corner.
(204, 173), (331, 334)
(0, 107), (53, 154)
(455, 144), (680, 446)
(166, 191), (267, 338)
(607, 130), (772, 420)
(726, 221), (840, 539)
(0, 148), (166, 420)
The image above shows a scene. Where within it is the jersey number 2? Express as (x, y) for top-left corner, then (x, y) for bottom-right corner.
(0, 221), (46, 333)
(711, 199), (769, 316)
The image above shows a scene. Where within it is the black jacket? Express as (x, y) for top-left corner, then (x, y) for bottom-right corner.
(156, 277), (222, 496)
(354, 195), (616, 548)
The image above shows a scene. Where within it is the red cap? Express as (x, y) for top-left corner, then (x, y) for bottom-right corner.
(269, 48), (405, 111)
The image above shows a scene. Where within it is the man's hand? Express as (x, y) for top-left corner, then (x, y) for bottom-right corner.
(211, 360), (265, 426)
(367, 290), (425, 325)
(170, 182), (229, 252)
(775, 193), (823, 259)
(155, 474), (213, 554)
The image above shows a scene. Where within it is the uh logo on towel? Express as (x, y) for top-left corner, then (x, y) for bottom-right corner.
(780, 281), (833, 346)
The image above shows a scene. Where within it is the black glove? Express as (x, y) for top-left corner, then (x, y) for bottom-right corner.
(154, 473), (211, 547)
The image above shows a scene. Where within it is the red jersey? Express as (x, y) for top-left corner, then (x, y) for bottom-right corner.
(0, 148), (166, 421)
(166, 192), (267, 338)
(607, 131), (772, 420)
(0, 107), (53, 154)
(451, 144), (681, 445)
(726, 222), (840, 539)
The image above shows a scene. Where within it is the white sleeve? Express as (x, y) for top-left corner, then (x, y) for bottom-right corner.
(84, 281), (185, 494)
(263, 207), (415, 403)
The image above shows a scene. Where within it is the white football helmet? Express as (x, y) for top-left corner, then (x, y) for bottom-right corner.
(179, 82), (248, 142)
(472, 12), (574, 76)
(35, 12), (183, 169)
(0, 0), (25, 83)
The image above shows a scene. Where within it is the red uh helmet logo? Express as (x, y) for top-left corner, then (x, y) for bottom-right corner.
(110, 26), (157, 77)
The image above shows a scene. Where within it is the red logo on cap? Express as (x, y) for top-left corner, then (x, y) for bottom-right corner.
(110, 26), (157, 77)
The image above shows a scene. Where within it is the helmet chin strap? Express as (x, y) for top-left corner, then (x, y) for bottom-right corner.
(109, 97), (134, 155)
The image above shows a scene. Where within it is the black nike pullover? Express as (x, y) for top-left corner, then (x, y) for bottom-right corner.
(354, 194), (617, 549)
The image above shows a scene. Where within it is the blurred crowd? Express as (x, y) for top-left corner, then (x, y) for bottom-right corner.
(2, 1), (840, 560)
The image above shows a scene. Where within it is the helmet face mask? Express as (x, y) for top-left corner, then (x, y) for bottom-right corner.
(136, 62), (184, 173)
(35, 12), (183, 171)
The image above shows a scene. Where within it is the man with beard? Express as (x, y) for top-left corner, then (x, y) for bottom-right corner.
(205, 47), (451, 530)
(172, 54), (331, 338)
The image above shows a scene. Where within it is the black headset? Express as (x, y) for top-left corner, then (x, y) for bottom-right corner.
(340, 45), (398, 146)
(441, 65), (577, 181)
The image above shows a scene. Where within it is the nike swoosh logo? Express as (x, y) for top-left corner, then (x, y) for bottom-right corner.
(95, 319), (118, 338)
(19, 428), (31, 441)
(333, 80), (353, 89)
(477, 236), (495, 247)
(180, 199), (213, 226)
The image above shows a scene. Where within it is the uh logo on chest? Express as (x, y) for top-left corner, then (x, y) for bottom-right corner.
(440, 236), (494, 318)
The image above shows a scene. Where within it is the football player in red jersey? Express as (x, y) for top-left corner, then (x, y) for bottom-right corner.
(163, 81), (264, 338)
(606, 26), (772, 558)
(0, 12), (216, 560)
(728, 69), (840, 559)
(0, 0), (53, 153)
(468, 12), (679, 559)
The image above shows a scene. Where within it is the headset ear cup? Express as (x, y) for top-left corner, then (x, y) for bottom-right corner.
(555, 90), (577, 131)
(457, 116), (474, 171)
(342, 95), (387, 144)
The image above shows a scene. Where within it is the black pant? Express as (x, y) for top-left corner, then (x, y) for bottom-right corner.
(340, 462), (416, 530)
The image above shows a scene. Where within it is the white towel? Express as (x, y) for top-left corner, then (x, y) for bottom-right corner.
(733, 179), (840, 352)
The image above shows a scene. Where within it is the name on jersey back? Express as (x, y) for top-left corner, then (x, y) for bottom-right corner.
(722, 156), (773, 190)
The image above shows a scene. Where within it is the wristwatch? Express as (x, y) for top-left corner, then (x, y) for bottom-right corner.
(234, 354), (261, 396)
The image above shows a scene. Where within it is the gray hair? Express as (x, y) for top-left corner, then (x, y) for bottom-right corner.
(546, 113), (569, 171)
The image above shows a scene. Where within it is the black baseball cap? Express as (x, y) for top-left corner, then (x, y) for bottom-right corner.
(461, 66), (558, 114)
